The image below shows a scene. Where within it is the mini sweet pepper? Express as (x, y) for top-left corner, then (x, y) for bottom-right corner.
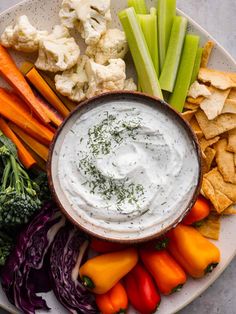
(167, 224), (220, 278)
(124, 263), (161, 314)
(90, 238), (127, 253)
(95, 282), (128, 314)
(140, 248), (187, 295)
(79, 248), (138, 294)
(182, 195), (210, 226)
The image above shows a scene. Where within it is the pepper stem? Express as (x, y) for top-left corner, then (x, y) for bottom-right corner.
(117, 309), (126, 314)
(82, 276), (95, 289)
(171, 284), (183, 294)
(193, 220), (204, 227)
(205, 263), (218, 274)
(155, 237), (169, 250)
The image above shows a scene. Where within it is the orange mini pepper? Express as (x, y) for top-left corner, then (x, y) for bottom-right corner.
(182, 195), (210, 226)
(95, 282), (128, 314)
(167, 224), (220, 278)
(140, 249), (187, 295)
(79, 248), (138, 294)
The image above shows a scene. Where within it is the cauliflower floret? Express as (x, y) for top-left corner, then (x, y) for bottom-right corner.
(59, 0), (111, 45)
(0, 15), (48, 52)
(85, 58), (126, 98)
(85, 29), (128, 65)
(55, 55), (89, 102)
(35, 25), (80, 72)
(124, 78), (137, 91)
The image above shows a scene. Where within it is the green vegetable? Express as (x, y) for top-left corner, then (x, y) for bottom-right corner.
(0, 131), (41, 227)
(137, 81), (142, 92)
(0, 230), (13, 266)
(128, 0), (147, 14)
(138, 8), (159, 77)
(169, 34), (200, 112)
(191, 47), (203, 84)
(158, 0), (176, 70)
(159, 16), (187, 92)
(119, 7), (163, 99)
(34, 171), (51, 204)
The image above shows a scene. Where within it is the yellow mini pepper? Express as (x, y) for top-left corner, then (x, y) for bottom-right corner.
(79, 248), (138, 294)
(167, 224), (220, 278)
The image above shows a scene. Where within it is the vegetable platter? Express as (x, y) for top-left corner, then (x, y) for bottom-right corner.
(0, 0), (235, 314)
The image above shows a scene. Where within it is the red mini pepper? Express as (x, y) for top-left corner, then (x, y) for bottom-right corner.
(140, 249), (187, 295)
(124, 263), (161, 314)
(90, 238), (127, 253)
(182, 195), (210, 226)
(95, 282), (128, 314)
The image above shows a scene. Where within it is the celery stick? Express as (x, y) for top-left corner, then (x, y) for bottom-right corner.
(119, 7), (163, 99)
(158, 0), (176, 71)
(128, 0), (147, 14)
(137, 81), (142, 91)
(159, 16), (187, 92)
(138, 8), (159, 76)
(169, 35), (199, 112)
(190, 47), (203, 84)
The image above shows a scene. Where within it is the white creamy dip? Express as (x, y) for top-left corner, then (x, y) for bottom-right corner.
(57, 97), (200, 240)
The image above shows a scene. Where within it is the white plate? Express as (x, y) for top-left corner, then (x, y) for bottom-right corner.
(0, 1), (235, 313)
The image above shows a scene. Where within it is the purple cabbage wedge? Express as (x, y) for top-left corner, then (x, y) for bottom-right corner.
(50, 225), (98, 314)
(1, 202), (65, 314)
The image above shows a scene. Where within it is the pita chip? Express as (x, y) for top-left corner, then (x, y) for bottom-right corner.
(189, 116), (203, 139)
(181, 110), (197, 122)
(202, 147), (216, 174)
(196, 212), (220, 240)
(200, 40), (215, 68)
(222, 99), (236, 114)
(184, 102), (200, 110)
(227, 129), (236, 153)
(199, 136), (220, 153)
(187, 96), (205, 104)
(201, 178), (233, 213)
(198, 68), (236, 90)
(222, 205), (236, 215)
(228, 72), (236, 84)
(200, 87), (230, 120)
(234, 154), (236, 167)
(195, 110), (236, 139)
(204, 168), (236, 203)
(229, 88), (236, 100)
(215, 139), (236, 184)
(188, 81), (211, 99)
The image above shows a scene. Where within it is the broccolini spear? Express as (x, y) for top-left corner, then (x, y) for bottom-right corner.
(0, 230), (13, 266)
(0, 131), (41, 227)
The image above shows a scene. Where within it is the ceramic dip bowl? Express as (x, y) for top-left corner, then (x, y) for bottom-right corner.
(48, 92), (202, 243)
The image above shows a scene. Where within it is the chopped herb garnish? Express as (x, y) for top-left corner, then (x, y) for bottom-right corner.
(79, 158), (145, 205)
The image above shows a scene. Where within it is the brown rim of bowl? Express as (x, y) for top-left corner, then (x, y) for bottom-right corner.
(47, 91), (203, 244)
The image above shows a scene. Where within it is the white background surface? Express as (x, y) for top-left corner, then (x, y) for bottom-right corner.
(0, 0), (235, 313)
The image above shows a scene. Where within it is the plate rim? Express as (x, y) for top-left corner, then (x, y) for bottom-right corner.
(0, 1), (235, 314)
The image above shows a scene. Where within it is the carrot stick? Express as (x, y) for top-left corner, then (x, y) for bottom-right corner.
(4, 89), (34, 115)
(0, 45), (49, 123)
(22, 141), (47, 172)
(25, 67), (70, 118)
(7, 90), (58, 132)
(39, 70), (76, 112)
(9, 123), (49, 162)
(26, 147), (46, 171)
(0, 88), (54, 145)
(0, 117), (36, 169)
(34, 92), (63, 127)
